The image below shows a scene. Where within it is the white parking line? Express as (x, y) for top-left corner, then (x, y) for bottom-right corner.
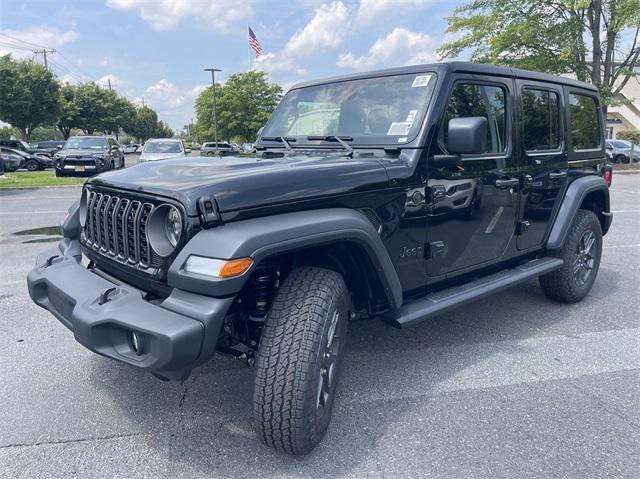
(610, 189), (640, 194)
(611, 210), (639, 214)
(0, 211), (66, 215)
(604, 244), (640, 249)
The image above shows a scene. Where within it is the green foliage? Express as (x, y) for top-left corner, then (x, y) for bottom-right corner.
(0, 125), (19, 140)
(439, 0), (640, 108)
(195, 71), (282, 143)
(616, 129), (640, 143)
(0, 54), (61, 141)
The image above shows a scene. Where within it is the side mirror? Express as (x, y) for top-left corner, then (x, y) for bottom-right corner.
(447, 117), (488, 155)
(184, 149), (191, 154)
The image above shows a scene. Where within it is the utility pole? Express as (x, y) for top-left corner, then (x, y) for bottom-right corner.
(204, 68), (221, 156)
(33, 49), (58, 140)
(107, 78), (112, 90)
(33, 49), (55, 70)
(140, 97), (145, 107)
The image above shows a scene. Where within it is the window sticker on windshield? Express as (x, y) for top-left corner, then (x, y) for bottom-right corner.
(411, 75), (431, 88)
(398, 137), (408, 143)
(387, 121), (412, 136)
(405, 110), (418, 123)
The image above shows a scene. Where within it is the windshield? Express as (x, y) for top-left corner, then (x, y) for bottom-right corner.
(64, 137), (107, 150)
(143, 141), (182, 154)
(262, 73), (436, 146)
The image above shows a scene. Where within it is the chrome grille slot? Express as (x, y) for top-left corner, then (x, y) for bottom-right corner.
(81, 188), (168, 272)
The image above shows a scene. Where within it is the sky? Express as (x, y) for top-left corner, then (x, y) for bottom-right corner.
(0, 0), (464, 131)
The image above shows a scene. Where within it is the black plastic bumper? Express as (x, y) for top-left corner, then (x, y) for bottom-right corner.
(27, 239), (234, 379)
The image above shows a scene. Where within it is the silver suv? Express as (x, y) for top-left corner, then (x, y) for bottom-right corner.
(605, 139), (639, 163)
(200, 142), (237, 156)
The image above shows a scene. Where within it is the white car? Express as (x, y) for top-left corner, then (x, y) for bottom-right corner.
(139, 139), (189, 163)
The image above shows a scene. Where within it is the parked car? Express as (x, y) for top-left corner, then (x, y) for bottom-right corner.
(0, 147), (52, 171)
(139, 139), (189, 163)
(123, 144), (141, 154)
(0, 139), (36, 155)
(200, 141), (237, 156)
(605, 139), (639, 163)
(27, 62), (612, 455)
(0, 150), (23, 172)
(30, 140), (66, 157)
(54, 135), (124, 177)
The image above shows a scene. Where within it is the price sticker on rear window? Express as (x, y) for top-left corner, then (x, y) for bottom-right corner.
(412, 75), (431, 88)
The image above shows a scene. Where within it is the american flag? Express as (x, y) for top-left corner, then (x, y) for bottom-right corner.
(248, 26), (262, 57)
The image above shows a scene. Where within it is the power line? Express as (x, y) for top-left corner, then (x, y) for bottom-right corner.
(33, 48), (56, 70)
(0, 32), (49, 50)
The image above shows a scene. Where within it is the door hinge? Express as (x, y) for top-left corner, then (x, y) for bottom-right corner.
(516, 221), (531, 235)
(425, 241), (447, 260)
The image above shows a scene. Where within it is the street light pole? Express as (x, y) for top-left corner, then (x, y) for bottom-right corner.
(204, 68), (221, 156)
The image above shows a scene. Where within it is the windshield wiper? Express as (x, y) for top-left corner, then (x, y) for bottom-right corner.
(261, 136), (296, 152)
(307, 135), (354, 157)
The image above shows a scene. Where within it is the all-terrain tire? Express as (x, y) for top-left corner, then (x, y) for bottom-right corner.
(539, 209), (602, 303)
(254, 267), (350, 455)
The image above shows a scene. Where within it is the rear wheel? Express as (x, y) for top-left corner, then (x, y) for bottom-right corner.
(614, 154), (627, 164)
(55, 169), (65, 177)
(254, 267), (350, 455)
(25, 159), (39, 171)
(539, 209), (602, 303)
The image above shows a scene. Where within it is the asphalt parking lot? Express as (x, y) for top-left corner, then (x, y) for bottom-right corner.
(0, 173), (638, 478)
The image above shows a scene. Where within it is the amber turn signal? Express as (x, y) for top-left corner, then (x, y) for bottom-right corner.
(218, 257), (254, 278)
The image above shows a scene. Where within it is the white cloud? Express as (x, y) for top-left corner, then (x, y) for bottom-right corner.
(254, 1), (349, 78)
(106, 0), (251, 31)
(0, 26), (79, 58)
(142, 79), (207, 128)
(337, 27), (438, 71)
(356, 0), (432, 25)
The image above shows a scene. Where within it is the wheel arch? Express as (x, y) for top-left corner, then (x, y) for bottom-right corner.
(547, 175), (611, 250)
(168, 208), (403, 311)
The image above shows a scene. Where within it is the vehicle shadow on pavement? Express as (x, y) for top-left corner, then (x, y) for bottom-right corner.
(87, 270), (622, 477)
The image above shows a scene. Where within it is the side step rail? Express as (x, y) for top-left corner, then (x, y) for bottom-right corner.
(384, 257), (564, 328)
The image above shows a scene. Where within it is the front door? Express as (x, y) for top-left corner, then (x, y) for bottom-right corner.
(515, 80), (568, 250)
(426, 75), (518, 277)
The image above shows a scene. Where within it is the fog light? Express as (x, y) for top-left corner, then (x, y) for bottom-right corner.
(130, 331), (145, 355)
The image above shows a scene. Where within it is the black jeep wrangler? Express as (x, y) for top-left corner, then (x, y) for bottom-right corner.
(28, 62), (612, 455)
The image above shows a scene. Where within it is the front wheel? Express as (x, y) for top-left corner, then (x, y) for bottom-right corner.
(254, 267), (350, 455)
(539, 209), (602, 303)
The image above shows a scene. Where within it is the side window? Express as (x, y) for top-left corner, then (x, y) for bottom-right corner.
(521, 88), (561, 152)
(443, 83), (507, 154)
(569, 93), (601, 151)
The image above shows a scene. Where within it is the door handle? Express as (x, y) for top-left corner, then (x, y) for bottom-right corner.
(549, 171), (567, 179)
(495, 178), (519, 188)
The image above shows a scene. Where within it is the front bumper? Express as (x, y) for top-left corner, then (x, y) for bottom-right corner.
(27, 239), (234, 379)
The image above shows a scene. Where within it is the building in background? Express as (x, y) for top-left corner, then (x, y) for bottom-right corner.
(606, 72), (640, 139)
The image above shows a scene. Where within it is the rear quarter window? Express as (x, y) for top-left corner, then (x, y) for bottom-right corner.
(569, 93), (601, 151)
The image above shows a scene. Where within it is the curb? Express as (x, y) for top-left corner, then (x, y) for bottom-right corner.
(0, 185), (84, 191)
(612, 170), (640, 175)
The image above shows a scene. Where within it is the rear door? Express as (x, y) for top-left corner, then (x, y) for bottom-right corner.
(516, 80), (567, 250)
(426, 74), (518, 276)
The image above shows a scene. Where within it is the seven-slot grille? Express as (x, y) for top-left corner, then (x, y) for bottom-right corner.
(82, 190), (155, 268)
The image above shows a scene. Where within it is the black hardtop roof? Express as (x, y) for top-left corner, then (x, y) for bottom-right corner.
(291, 61), (598, 92)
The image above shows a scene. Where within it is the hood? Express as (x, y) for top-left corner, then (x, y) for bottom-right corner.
(90, 154), (390, 216)
(140, 152), (186, 162)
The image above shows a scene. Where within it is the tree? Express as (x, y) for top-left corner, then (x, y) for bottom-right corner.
(0, 55), (61, 141)
(0, 125), (19, 140)
(438, 0), (640, 116)
(617, 129), (640, 142)
(129, 106), (158, 142)
(195, 71), (282, 142)
(154, 120), (174, 138)
(57, 83), (81, 139)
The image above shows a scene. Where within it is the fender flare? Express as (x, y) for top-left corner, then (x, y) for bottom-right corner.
(168, 208), (403, 309)
(546, 175), (610, 250)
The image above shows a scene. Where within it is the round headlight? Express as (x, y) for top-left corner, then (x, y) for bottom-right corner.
(165, 206), (182, 247)
(79, 189), (89, 227)
(148, 204), (183, 257)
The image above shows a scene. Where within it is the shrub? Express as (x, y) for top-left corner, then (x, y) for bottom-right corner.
(616, 130), (640, 144)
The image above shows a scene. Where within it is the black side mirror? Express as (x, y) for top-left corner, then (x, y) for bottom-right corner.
(447, 117), (488, 155)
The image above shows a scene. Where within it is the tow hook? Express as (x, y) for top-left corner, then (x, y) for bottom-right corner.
(98, 287), (117, 305)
